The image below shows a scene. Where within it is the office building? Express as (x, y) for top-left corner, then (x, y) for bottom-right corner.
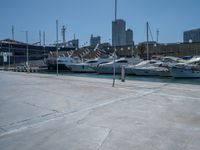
(90, 35), (101, 46)
(183, 28), (200, 43)
(126, 29), (133, 45)
(112, 19), (126, 46)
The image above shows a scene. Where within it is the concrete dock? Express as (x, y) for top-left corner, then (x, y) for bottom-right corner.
(0, 71), (200, 150)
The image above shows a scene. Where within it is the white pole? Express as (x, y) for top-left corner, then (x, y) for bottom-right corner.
(26, 31), (29, 66)
(8, 43), (10, 69)
(56, 20), (58, 76)
(146, 22), (149, 60)
(43, 31), (45, 59)
(112, 0), (117, 87)
(12, 25), (15, 67)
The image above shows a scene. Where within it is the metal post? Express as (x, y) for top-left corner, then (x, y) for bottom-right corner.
(146, 22), (149, 60)
(112, 0), (117, 87)
(11, 25), (15, 67)
(121, 65), (125, 82)
(112, 48), (116, 87)
(115, 0), (117, 21)
(56, 20), (59, 76)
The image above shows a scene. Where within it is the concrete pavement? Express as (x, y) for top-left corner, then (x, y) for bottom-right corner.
(0, 71), (200, 150)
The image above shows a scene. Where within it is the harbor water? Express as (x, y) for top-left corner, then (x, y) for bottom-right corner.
(41, 70), (200, 85)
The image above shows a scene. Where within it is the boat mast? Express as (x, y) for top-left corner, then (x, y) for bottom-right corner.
(156, 28), (159, 43)
(12, 25), (14, 40)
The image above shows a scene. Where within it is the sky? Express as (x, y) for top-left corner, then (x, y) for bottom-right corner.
(0, 0), (200, 46)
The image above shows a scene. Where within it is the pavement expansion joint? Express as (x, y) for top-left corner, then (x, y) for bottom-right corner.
(97, 128), (112, 150)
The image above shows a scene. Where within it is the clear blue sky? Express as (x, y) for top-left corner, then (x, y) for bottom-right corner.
(0, 0), (200, 46)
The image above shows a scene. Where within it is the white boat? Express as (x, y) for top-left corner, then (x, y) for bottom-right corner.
(170, 56), (200, 78)
(96, 58), (128, 74)
(156, 56), (183, 77)
(46, 55), (80, 70)
(126, 60), (160, 75)
(126, 56), (185, 76)
(67, 57), (113, 73)
(154, 67), (171, 77)
(171, 62), (200, 78)
(171, 66), (200, 78)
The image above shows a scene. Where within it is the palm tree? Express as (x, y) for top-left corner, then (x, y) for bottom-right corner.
(138, 43), (146, 59)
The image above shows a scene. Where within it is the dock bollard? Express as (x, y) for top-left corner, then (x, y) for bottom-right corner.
(121, 65), (126, 82)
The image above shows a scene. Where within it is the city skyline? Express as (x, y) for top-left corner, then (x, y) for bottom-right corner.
(0, 0), (200, 46)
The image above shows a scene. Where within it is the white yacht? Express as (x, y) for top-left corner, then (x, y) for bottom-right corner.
(126, 56), (184, 76)
(46, 55), (80, 70)
(96, 57), (141, 74)
(171, 65), (200, 78)
(126, 60), (160, 76)
(156, 56), (184, 77)
(171, 58), (200, 78)
(67, 57), (113, 73)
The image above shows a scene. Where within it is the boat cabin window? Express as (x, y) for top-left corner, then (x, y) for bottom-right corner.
(150, 61), (156, 64)
(117, 60), (128, 63)
(87, 60), (98, 63)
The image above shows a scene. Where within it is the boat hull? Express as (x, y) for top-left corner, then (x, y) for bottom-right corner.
(132, 68), (158, 76)
(96, 66), (122, 74)
(125, 67), (136, 75)
(68, 64), (96, 73)
(171, 67), (200, 78)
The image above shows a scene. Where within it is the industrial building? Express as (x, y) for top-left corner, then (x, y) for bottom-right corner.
(0, 39), (75, 66)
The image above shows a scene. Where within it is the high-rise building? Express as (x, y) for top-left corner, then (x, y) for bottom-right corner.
(183, 28), (200, 43)
(126, 29), (133, 45)
(112, 19), (126, 46)
(90, 34), (101, 46)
